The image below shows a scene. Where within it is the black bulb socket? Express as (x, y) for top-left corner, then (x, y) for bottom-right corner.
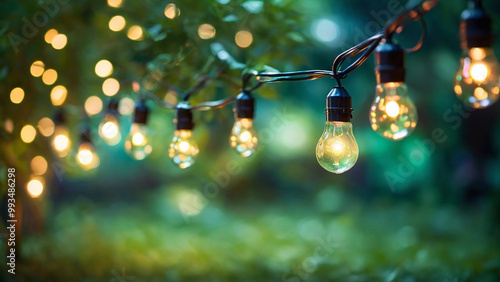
(53, 109), (66, 126)
(106, 98), (119, 115)
(175, 104), (195, 130)
(133, 100), (149, 124)
(80, 128), (92, 144)
(234, 91), (255, 119)
(375, 43), (405, 84)
(325, 87), (353, 122)
(460, 1), (492, 49)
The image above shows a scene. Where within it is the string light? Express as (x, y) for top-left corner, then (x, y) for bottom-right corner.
(10, 87), (24, 104)
(98, 100), (121, 146)
(21, 125), (37, 143)
(125, 100), (152, 160)
(230, 92), (258, 157)
(95, 60), (114, 78)
(51, 110), (71, 158)
(27, 177), (44, 198)
(109, 16), (126, 32)
(76, 129), (99, 170)
(169, 103), (199, 169)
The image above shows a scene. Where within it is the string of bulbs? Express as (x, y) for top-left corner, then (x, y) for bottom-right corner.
(50, 0), (500, 174)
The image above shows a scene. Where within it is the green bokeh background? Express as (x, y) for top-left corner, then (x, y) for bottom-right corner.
(1, 0), (500, 280)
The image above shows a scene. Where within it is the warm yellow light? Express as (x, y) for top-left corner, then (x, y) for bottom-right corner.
(235, 30), (253, 48)
(31, 156), (48, 175)
(44, 29), (58, 44)
(4, 119), (14, 133)
(84, 96), (103, 116)
(127, 25), (143, 41)
(38, 117), (55, 137)
(42, 69), (58, 85)
(454, 85), (462, 96)
(30, 61), (45, 77)
(179, 141), (190, 153)
(95, 60), (114, 77)
(102, 121), (119, 139)
(21, 125), (37, 143)
(51, 34), (67, 50)
(118, 97), (135, 115)
(385, 101), (400, 118)
(102, 78), (120, 96)
(107, 0), (122, 8)
(474, 87), (488, 100)
(164, 4), (179, 19)
(109, 15), (126, 32)
(330, 139), (346, 156)
(10, 87), (24, 104)
(470, 63), (488, 82)
(470, 48), (486, 61)
(53, 135), (69, 151)
(239, 131), (251, 142)
(78, 149), (93, 165)
(198, 24), (216, 39)
(27, 178), (44, 198)
(50, 85), (67, 106)
(132, 132), (145, 146)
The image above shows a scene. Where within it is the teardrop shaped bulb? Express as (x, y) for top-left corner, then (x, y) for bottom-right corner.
(169, 129), (199, 169)
(124, 123), (152, 160)
(316, 121), (358, 174)
(230, 118), (258, 157)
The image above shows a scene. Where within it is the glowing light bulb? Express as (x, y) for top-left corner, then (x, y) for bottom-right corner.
(316, 121), (358, 174)
(76, 142), (99, 170)
(27, 176), (44, 198)
(98, 114), (121, 145)
(124, 123), (152, 160)
(369, 82), (418, 140)
(455, 48), (500, 108)
(51, 125), (71, 157)
(169, 129), (199, 169)
(230, 118), (258, 157)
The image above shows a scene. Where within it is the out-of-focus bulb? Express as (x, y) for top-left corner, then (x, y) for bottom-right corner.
(369, 82), (418, 140)
(99, 114), (121, 145)
(76, 142), (99, 170)
(51, 125), (71, 157)
(124, 123), (152, 160)
(316, 121), (358, 174)
(230, 118), (258, 157)
(169, 129), (199, 169)
(455, 48), (500, 108)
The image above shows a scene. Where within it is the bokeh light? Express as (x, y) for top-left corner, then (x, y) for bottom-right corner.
(312, 19), (339, 43)
(31, 156), (48, 175)
(50, 85), (68, 106)
(42, 69), (58, 85)
(107, 0), (122, 8)
(235, 30), (253, 48)
(95, 60), (114, 78)
(85, 96), (103, 116)
(102, 78), (120, 96)
(44, 29), (58, 44)
(51, 34), (67, 50)
(198, 24), (216, 39)
(27, 178), (44, 198)
(109, 15), (126, 32)
(164, 3), (180, 19)
(30, 61), (45, 77)
(118, 97), (135, 115)
(4, 119), (14, 133)
(21, 125), (37, 143)
(127, 25), (143, 41)
(38, 117), (55, 137)
(10, 87), (25, 104)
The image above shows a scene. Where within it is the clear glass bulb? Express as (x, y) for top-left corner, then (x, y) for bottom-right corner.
(455, 47), (500, 108)
(98, 114), (121, 146)
(76, 142), (99, 170)
(51, 125), (71, 157)
(316, 121), (359, 174)
(230, 118), (258, 157)
(169, 129), (199, 169)
(124, 123), (152, 160)
(369, 82), (418, 140)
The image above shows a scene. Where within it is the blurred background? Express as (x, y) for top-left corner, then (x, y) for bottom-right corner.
(1, 0), (500, 280)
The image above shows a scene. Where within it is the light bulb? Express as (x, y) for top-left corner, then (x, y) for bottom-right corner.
(124, 123), (152, 160)
(369, 82), (418, 140)
(76, 142), (99, 170)
(454, 48), (500, 108)
(230, 118), (258, 157)
(51, 125), (71, 157)
(169, 129), (199, 169)
(98, 113), (121, 145)
(316, 121), (359, 174)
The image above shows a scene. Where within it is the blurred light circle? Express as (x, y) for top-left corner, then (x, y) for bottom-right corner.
(38, 117), (55, 137)
(51, 34), (67, 50)
(50, 85), (68, 106)
(21, 125), (37, 143)
(235, 30), (253, 48)
(95, 60), (114, 78)
(198, 24), (216, 39)
(30, 60), (45, 77)
(164, 4), (180, 19)
(10, 87), (25, 104)
(102, 78), (120, 96)
(44, 29), (58, 44)
(118, 97), (135, 115)
(312, 19), (339, 43)
(127, 25), (143, 41)
(4, 119), (14, 133)
(85, 96), (103, 116)
(42, 69), (58, 85)
(31, 156), (48, 175)
(109, 15), (126, 32)
(107, 0), (122, 8)
(27, 178), (44, 198)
